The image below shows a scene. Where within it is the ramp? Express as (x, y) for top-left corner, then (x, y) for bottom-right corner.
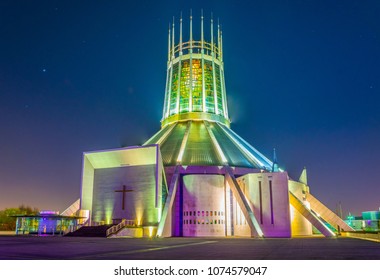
(307, 193), (354, 232)
(289, 191), (335, 237)
(225, 166), (264, 238)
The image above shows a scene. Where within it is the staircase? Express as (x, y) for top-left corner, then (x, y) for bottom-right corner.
(65, 225), (113, 237)
(106, 219), (137, 237)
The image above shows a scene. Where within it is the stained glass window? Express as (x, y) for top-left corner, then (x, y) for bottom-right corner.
(179, 60), (190, 113)
(165, 58), (227, 118)
(204, 60), (215, 113)
(191, 59), (203, 112)
(215, 64), (224, 116)
(169, 62), (179, 115)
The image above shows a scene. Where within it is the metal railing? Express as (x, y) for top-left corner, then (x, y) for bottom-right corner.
(106, 219), (136, 237)
(172, 40), (221, 58)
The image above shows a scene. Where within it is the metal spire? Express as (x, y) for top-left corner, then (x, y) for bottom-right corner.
(217, 19), (221, 59)
(189, 9), (193, 52)
(171, 17), (175, 59)
(201, 9), (204, 52)
(168, 23), (171, 61)
(272, 148), (279, 172)
(211, 13), (214, 55)
(220, 27), (223, 62)
(179, 12), (183, 54)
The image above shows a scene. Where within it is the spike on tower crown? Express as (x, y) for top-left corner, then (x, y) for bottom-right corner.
(162, 11), (230, 128)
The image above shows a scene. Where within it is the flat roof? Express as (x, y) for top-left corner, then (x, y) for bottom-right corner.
(84, 145), (158, 169)
(10, 214), (84, 219)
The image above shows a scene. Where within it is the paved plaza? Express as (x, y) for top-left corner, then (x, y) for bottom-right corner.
(0, 236), (379, 260)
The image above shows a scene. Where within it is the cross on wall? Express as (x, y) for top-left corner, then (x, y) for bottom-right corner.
(114, 185), (133, 210)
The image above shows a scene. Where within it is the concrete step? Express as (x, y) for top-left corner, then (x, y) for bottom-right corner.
(65, 225), (113, 237)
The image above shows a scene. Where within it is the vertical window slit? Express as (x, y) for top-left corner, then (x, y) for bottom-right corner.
(259, 181), (263, 224)
(269, 180), (274, 225)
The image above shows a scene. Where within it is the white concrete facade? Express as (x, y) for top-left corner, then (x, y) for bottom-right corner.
(92, 165), (157, 225)
(168, 171), (292, 237)
(288, 180), (313, 236)
(80, 145), (165, 227)
(182, 175), (226, 237)
(78, 145), (346, 238)
(236, 172), (291, 237)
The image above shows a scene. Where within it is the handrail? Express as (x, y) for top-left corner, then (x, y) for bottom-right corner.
(106, 219), (136, 237)
(62, 218), (90, 236)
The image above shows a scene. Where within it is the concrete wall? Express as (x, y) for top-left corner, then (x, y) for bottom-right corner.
(223, 180), (251, 237)
(0, 231), (15, 236)
(341, 231), (380, 242)
(230, 187), (251, 237)
(237, 172), (291, 237)
(80, 156), (95, 214)
(108, 227), (143, 238)
(91, 165), (159, 226)
(288, 180), (313, 236)
(225, 185), (234, 236)
(181, 175), (225, 237)
(172, 174), (182, 237)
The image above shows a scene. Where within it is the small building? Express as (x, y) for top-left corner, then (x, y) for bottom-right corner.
(346, 211), (380, 232)
(14, 210), (82, 236)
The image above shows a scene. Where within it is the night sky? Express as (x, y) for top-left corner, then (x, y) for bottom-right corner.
(1, 0), (379, 216)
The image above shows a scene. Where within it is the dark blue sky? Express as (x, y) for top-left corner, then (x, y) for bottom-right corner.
(0, 0), (379, 216)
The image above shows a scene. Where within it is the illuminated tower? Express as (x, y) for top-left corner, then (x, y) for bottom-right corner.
(162, 12), (229, 128)
(144, 12), (288, 238)
(145, 12), (273, 170)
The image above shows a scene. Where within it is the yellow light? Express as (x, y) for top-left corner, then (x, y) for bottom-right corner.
(177, 148), (185, 163)
(148, 226), (154, 238)
(135, 206), (143, 226)
(104, 200), (113, 225)
(290, 205), (296, 222)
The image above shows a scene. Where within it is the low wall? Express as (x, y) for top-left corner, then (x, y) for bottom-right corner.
(341, 231), (380, 242)
(0, 231), (15, 236)
(108, 227), (143, 238)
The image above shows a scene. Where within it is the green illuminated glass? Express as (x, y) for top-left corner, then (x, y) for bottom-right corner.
(214, 64), (224, 116)
(164, 56), (227, 121)
(179, 60), (190, 113)
(191, 59), (203, 112)
(169, 63), (179, 115)
(204, 60), (215, 113)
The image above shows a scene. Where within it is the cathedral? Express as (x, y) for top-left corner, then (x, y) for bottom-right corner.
(73, 14), (353, 238)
